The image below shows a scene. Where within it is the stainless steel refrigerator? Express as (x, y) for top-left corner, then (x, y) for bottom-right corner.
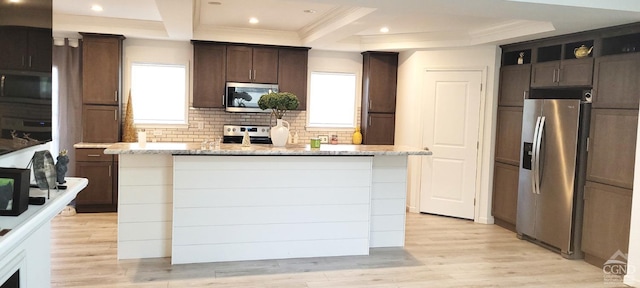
(516, 98), (590, 259)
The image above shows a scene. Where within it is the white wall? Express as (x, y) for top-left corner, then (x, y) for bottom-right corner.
(396, 46), (501, 224)
(625, 113), (640, 286)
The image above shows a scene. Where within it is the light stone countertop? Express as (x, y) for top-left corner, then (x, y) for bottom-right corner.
(103, 142), (432, 156)
(73, 142), (114, 149)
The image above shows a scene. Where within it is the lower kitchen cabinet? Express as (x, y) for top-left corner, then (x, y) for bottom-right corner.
(491, 162), (520, 231)
(75, 148), (117, 212)
(582, 181), (632, 267)
(82, 105), (119, 143)
(362, 113), (395, 145)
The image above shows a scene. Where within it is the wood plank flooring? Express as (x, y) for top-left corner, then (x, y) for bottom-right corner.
(50, 212), (625, 287)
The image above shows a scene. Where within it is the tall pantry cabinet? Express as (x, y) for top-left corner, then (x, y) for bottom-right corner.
(494, 22), (640, 269)
(75, 33), (124, 212)
(360, 52), (398, 145)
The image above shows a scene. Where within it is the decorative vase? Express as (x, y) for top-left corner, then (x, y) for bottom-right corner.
(271, 119), (290, 147)
(352, 127), (363, 145)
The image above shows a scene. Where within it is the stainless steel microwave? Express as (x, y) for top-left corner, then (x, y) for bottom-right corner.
(0, 72), (52, 101)
(225, 82), (278, 113)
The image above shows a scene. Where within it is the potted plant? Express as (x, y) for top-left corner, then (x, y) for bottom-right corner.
(258, 92), (299, 119)
(258, 92), (299, 147)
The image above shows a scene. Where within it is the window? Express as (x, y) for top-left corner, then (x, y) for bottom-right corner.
(130, 62), (188, 125)
(308, 72), (357, 128)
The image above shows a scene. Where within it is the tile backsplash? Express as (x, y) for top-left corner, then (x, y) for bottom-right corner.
(138, 108), (361, 144)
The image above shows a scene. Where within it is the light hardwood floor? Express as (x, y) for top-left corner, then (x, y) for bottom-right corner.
(50, 212), (625, 287)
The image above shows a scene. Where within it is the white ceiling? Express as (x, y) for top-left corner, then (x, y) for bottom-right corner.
(51, 0), (640, 51)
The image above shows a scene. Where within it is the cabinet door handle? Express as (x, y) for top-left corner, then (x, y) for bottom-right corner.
(253, 70), (256, 80)
(115, 90), (118, 102)
(557, 68), (561, 83)
(249, 70), (252, 80)
(28, 56), (32, 68)
(109, 165), (112, 177)
(87, 154), (101, 157)
(114, 110), (118, 121)
(222, 95), (225, 106)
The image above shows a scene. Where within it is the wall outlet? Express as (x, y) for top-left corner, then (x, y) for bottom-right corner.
(318, 135), (329, 143)
(153, 130), (162, 136)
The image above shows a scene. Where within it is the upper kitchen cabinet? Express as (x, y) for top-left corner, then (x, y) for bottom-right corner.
(192, 42), (226, 108)
(278, 48), (309, 111)
(498, 64), (530, 107)
(362, 52), (398, 113)
(530, 41), (594, 88)
(0, 26), (52, 72)
(592, 52), (640, 109)
(81, 33), (124, 105)
(226, 45), (278, 84)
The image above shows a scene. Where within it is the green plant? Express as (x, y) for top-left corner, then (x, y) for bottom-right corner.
(258, 92), (299, 119)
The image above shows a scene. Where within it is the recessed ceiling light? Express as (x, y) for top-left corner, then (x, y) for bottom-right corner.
(303, 9), (316, 14)
(380, 27), (389, 33)
(91, 4), (103, 12)
(8, 0), (21, 3)
(249, 17), (259, 24)
(208, 1), (222, 5)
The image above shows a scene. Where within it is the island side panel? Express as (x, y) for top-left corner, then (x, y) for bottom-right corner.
(370, 155), (408, 247)
(171, 155), (373, 264)
(118, 154), (173, 259)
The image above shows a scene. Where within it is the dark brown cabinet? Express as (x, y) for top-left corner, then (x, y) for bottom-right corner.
(491, 162), (520, 231)
(498, 64), (530, 107)
(362, 52), (398, 113)
(278, 48), (309, 110)
(82, 105), (119, 143)
(81, 34), (123, 105)
(362, 113), (395, 145)
(582, 181), (632, 266)
(192, 43), (226, 108)
(494, 106), (523, 166)
(75, 148), (117, 212)
(592, 53), (640, 109)
(0, 26), (52, 72)
(226, 45), (278, 84)
(361, 52), (398, 145)
(586, 108), (638, 189)
(531, 58), (593, 88)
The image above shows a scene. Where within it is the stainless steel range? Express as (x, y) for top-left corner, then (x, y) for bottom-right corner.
(222, 124), (272, 144)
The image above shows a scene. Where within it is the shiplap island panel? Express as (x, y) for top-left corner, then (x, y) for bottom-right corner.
(105, 143), (431, 263)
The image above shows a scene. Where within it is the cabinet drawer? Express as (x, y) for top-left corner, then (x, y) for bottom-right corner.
(76, 148), (113, 162)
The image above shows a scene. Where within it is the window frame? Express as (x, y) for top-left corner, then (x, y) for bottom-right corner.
(129, 61), (190, 128)
(306, 71), (359, 130)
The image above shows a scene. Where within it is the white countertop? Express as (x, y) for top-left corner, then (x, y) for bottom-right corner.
(0, 177), (88, 261)
(103, 142), (432, 156)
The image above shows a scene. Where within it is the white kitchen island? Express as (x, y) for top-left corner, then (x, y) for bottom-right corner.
(104, 143), (430, 264)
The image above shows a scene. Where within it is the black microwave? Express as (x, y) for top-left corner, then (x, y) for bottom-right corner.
(0, 72), (52, 100)
(225, 82), (278, 113)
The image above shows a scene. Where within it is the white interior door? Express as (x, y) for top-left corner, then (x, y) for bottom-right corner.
(419, 70), (482, 219)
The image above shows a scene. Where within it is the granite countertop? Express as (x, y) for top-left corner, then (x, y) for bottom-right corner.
(73, 142), (115, 149)
(103, 142), (432, 156)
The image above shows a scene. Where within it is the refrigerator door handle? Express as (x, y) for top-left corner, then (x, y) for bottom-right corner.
(534, 116), (546, 194)
(531, 116), (542, 195)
